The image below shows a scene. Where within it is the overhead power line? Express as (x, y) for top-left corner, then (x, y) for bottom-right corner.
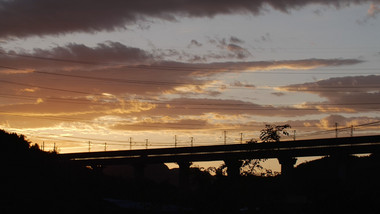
(0, 51), (380, 74)
(2, 92), (380, 107)
(34, 70), (191, 86)
(297, 120), (380, 138)
(0, 79), (99, 95)
(23, 120), (380, 152)
(1, 65), (380, 95)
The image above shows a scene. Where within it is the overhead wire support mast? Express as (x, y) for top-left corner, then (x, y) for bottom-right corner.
(224, 131), (227, 145)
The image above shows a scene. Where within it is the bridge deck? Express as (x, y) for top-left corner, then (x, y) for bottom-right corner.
(59, 135), (380, 165)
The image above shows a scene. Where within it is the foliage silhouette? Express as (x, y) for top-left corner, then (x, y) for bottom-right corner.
(241, 124), (291, 176)
(259, 124), (291, 143)
(0, 129), (122, 213)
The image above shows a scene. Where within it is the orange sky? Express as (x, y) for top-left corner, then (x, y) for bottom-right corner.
(1, 1), (380, 166)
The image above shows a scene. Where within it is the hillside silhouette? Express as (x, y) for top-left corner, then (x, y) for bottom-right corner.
(0, 130), (121, 213)
(1, 129), (380, 213)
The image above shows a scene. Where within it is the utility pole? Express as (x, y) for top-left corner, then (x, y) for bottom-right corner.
(293, 130), (296, 141)
(88, 141), (91, 152)
(175, 135), (177, 148)
(335, 123), (338, 138)
(145, 139), (148, 149)
(224, 131), (227, 145)
(104, 142), (107, 151)
(240, 133), (243, 144)
(42, 141), (45, 151)
(53, 142), (56, 152)
(129, 137), (132, 150)
(351, 125), (354, 137)
(190, 137), (194, 147)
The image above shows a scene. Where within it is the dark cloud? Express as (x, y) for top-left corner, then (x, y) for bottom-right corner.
(0, 42), (367, 130)
(281, 75), (380, 112)
(0, 41), (364, 82)
(205, 37), (253, 60)
(0, 0), (375, 38)
(188, 40), (203, 48)
(231, 81), (255, 88)
(130, 98), (322, 117)
(260, 33), (272, 42)
(253, 33), (272, 43)
(0, 43), (365, 99)
(283, 75), (380, 92)
(144, 37), (252, 62)
(229, 36), (245, 44)
(2, 41), (362, 72)
(32, 42), (153, 64)
(272, 92), (285, 96)
(0, 42), (152, 71)
(226, 44), (252, 59)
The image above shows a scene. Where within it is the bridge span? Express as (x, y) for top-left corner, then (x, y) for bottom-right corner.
(60, 134), (380, 178)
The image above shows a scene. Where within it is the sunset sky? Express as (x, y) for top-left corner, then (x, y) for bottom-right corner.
(1, 0), (380, 162)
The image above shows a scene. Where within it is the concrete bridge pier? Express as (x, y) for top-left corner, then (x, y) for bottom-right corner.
(224, 159), (243, 178)
(177, 161), (192, 189)
(90, 165), (103, 175)
(133, 163), (145, 180)
(278, 156), (297, 177)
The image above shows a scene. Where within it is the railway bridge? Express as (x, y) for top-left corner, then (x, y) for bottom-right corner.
(60, 135), (380, 182)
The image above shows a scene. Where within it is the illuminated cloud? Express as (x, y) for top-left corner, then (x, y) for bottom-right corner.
(0, 0), (375, 38)
(312, 115), (380, 130)
(0, 40), (367, 132)
(368, 3), (380, 17)
(357, 2), (380, 24)
(112, 119), (212, 131)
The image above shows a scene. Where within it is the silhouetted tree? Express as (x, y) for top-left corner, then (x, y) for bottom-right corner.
(241, 124), (291, 176)
(259, 124), (291, 143)
(207, 164), (227, 177)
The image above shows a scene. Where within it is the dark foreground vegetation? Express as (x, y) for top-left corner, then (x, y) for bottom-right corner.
(1, 129), (380, 213)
